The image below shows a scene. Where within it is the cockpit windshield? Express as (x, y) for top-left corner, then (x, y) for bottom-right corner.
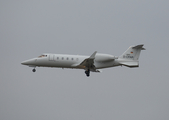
(38, 55), (47, 58)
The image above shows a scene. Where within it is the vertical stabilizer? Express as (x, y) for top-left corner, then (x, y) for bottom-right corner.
(119, 44), (145, 60)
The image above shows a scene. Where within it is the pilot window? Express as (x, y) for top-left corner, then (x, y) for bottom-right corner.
(38, 55), (47, 58)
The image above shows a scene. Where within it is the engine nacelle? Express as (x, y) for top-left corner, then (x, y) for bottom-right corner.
(95, 53), (116, 62)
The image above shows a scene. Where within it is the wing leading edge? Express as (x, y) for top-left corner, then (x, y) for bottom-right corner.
(78, 51), (97, 69)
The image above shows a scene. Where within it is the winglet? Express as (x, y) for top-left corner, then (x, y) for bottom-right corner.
(89, 51), (97, 59)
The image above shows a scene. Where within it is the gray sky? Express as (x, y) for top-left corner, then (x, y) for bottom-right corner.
(0, 0), (169, 120)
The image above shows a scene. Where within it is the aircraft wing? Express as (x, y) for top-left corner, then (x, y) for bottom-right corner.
(76, 51), (97, 70)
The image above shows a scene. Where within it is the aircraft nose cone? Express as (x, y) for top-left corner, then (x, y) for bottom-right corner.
(21, 61), (26, 65)
(21, 61), (29, 65)
(21, 59), (36, 65)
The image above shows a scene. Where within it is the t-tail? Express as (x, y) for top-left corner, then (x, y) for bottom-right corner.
(118, 44), (145, 68)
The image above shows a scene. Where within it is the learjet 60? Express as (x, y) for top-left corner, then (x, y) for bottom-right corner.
(21, 44), (145, 77)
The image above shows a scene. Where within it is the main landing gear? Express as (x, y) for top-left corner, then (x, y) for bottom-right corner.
(85, 69), (90, 77)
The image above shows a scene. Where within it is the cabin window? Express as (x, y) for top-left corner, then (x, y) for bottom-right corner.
(76, 58), (79, 61)
(67, 57), (69, 60)
(57, 57), (59, 60)
(62, 57), (64, 60)
(71, 58), (74, 60)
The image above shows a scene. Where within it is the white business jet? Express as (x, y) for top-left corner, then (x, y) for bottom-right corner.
(21, 44), (145, 77)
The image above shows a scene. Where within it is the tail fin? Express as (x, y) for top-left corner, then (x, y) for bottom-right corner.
(119, 44), (145, 60)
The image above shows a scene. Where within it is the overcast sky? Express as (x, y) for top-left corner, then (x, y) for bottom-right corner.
(0, 0), (169, 120)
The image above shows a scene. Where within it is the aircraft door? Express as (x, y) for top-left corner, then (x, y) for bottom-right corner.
(49, 55), (54, 61)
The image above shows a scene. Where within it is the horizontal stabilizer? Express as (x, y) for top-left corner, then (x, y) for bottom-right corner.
(132, 44), (146, 50)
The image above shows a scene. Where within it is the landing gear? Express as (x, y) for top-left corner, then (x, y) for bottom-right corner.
(85, 69), (90, 77)
(32, 68), (36, 72)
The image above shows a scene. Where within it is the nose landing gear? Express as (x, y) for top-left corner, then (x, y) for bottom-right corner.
(32, 68), (36, 72)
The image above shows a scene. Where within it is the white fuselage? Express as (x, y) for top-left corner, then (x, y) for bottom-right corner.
(21, 53), (120, 70)
(21, 44), (145, 76)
